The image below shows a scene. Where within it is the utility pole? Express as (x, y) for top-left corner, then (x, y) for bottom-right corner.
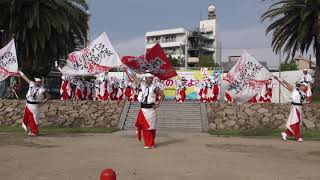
(278, 51), (282, 103)
(184, 33), (188, 69)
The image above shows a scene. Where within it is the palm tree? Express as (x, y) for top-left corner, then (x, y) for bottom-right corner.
(0, 0), (89, 77)
(261, 0), (320, 96)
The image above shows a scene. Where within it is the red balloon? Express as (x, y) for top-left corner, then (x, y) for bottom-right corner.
(100, 168), (116, 180)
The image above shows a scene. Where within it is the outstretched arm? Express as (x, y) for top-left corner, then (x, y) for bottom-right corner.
(273, 76), (293, 92)
(124, 67), (142, 85)
(18, 71), (32, 84)
(55, 61), (63, 72)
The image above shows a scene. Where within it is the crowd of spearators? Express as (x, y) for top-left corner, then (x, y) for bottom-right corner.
(59, 71), (274, 103)
(59, 73), (162, 101)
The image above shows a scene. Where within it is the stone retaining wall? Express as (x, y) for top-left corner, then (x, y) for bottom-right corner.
(0, 100), (125, 128)
(207, 103), (320, 130)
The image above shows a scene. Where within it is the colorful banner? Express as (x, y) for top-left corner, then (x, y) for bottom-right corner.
(122, 43), (177, 80)
(222, 51), (272, 103)
(0, 39), (18, 81)
(163, 69), (222, 100)
(58, 32), (122, 76)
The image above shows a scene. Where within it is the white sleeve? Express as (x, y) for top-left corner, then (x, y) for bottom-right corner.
(29, 81), (35, 87)
(308, 75), (313, 83)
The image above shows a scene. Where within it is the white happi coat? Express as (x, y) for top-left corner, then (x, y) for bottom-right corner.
(25, 82), (45, 125)
(60, 75), (72, 98)
(300, 74), (313, 97)
(286, 89), (305, 132)
(138, 82), (157, 130)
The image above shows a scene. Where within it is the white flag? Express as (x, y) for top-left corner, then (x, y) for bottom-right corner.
(222, 51), (272, 103)
(58, 32), (122, 76)
(0, 39), (18, 81)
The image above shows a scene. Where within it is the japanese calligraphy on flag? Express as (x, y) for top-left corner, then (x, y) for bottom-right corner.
(0, 39), (18, 81)
(221, 51), (272, 103)
(58, 32), (122, 76)
(121, 43), (177, 80)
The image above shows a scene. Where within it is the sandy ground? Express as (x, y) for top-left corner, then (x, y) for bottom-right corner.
(0, 131), (320, 180)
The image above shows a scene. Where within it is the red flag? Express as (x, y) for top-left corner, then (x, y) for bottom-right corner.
(121, 43), (177, 80)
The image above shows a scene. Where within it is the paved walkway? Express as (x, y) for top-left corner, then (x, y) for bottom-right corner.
(0, 131), (320, 180)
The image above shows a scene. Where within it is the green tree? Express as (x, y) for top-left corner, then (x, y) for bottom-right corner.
(167, 55), (181, 67)
(261, 0), (320, 95)
(0, 0), (89, 77)
(196, 56), (218, 67)
(280, 60), (298, 71)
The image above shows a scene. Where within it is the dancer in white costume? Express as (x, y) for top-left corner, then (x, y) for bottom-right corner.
(274, 76), (307, 142)
(126, 70), (165, 149)
(19, 71), (50, 136)
(300, 69), (313, 103)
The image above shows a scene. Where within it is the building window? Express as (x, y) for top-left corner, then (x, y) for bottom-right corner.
(163, 35), (176, 43)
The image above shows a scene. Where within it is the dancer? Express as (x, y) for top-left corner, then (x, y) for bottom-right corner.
(127, 70), (165, 149)
(19, 71), (50, 136)
(259, 78), (273, 103)
(60, 75), (72, 100)
(212, 72), (220, 102)
(300, 69), (313, 103)
(274, 76), (307, 142)
(124, 80), (134, 101)
(175, 77), (187, 102)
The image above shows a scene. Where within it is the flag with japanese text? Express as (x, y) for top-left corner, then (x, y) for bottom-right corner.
(0, 39), (18, 81)
(58, 32), (122, 76)
(121, 43), (177, 80)
(221, 51), (272, 103)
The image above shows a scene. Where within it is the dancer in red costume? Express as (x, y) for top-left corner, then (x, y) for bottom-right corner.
(175, 77), (187, 102)
(211, 72), (220, 102)
(300, 69), (313, 103)
(124, 81), (134, 101)
(274, 76), (307, 142)
(259, 78), (273, 103)
(19, 71), (50, 136)
(60, 75), (72, 100)
(127, 70), (165, 149)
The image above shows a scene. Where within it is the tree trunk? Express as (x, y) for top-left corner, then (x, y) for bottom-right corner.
(314, 47), (320, 96)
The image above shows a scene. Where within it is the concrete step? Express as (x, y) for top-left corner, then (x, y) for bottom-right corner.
(125, 122), (202, 128)
(126, 117), (201, 123)
(126, 119), (201, 124)
(123, 126), (203, 131)
(126, 113), (201, 117)
(122, 102), (205, 132)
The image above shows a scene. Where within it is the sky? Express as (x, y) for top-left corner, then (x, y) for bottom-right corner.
(87, 0), (280, 69)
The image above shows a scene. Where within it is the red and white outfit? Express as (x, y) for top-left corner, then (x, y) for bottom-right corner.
(22, 82), (45, 135)
(60, 75), (72, 100)
(136, 81), (158, 148)
(259, 79), (273, 103)
(124, 81), (134, 101)
(212, 82), (220, 102)
(101, 75), (111, 100)
(74, 79), (84, 100)
(199, 78), (213, 102)
(84, 81), (94, 100)
(300, 73), (313, 100)
(211, 73), (220, 102)
(224, 91), (234, 103)
(175, 80), (187, 102)
(116, 79), (125, 100)
(132, 83), (140, 102)
(283, 89), (306, 140)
